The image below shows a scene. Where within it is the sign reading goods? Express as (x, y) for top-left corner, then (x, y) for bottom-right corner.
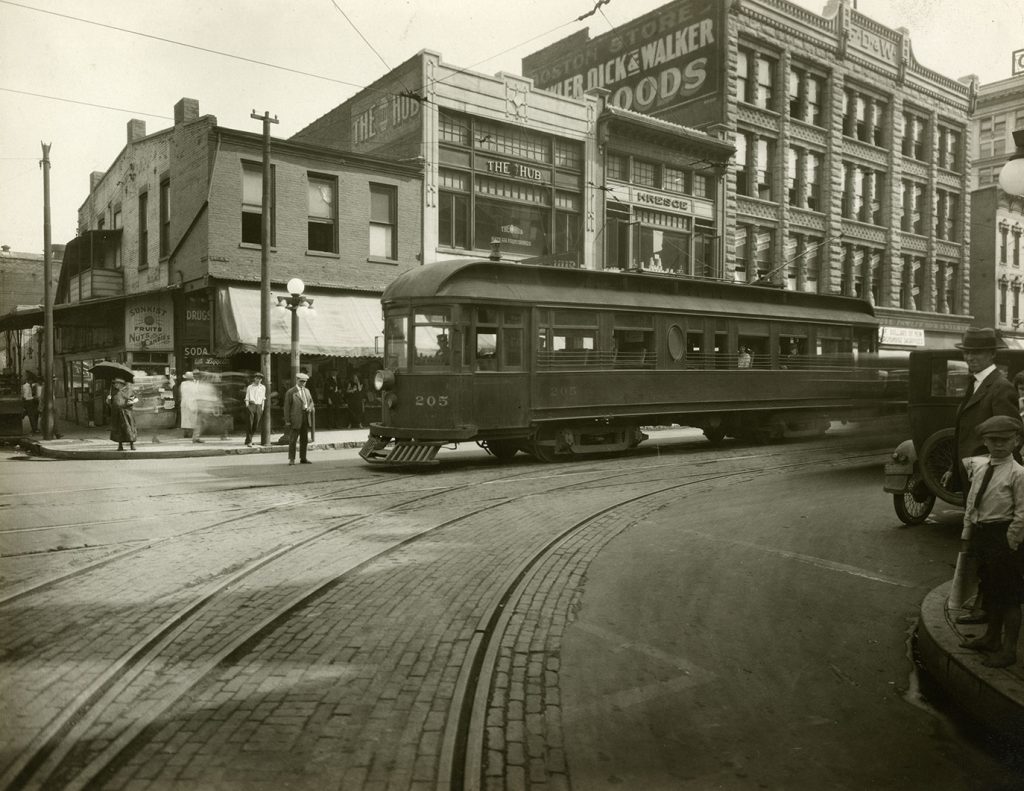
(523, 0), (723, 127)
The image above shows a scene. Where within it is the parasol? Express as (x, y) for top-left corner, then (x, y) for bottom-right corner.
(90, 361), (135, 382)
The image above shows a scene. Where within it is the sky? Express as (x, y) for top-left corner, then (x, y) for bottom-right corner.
(1, 0), (1022, 257)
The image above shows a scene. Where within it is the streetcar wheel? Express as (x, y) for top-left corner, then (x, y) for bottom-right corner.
(918, 428), (965, 507)
(703, 425), (726, 444)
(893, 473), (935, 525)
(485, 440), (519, 462)
(530, 428), (564, 463)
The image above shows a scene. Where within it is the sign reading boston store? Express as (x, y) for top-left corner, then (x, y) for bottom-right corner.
(522, 0), (724, 127)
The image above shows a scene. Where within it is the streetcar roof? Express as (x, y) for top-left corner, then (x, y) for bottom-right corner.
(382, 260), (877, 326)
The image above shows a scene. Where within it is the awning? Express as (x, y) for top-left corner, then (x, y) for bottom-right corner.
(215, 286), (383, 358)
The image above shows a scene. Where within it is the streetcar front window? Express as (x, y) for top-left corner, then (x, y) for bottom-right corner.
(414, 309), (453, 369)
(384, 315), (408, 372)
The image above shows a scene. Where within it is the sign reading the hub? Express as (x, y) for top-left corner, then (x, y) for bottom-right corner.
(480, 158), (551, 184)
(522, 0), (724, 127)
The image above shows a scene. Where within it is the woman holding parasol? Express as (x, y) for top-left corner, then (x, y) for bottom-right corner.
(106, 377), (139, 451)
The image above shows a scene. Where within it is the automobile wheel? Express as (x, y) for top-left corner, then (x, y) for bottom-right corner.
(918, 428), (966, 507)
(893, 472), (935, 525)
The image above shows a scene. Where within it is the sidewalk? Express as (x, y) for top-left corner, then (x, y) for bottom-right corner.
(6, 417), (370, 460)
(916, 582), (1024, 738)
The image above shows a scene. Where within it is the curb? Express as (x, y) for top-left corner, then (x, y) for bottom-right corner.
(916, 582), (1024, 738)
(14, 439), (366, 461)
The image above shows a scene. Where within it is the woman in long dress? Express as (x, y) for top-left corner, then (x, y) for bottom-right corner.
(179, 371), (199, 438)
(107, 378), (138, 451)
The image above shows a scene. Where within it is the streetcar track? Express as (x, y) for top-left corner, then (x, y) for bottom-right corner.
(4, 448), (874, 791)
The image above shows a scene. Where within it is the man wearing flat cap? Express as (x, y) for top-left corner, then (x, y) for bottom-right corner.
(284, 372), (315, 465)
(943, 327), (1019, 495)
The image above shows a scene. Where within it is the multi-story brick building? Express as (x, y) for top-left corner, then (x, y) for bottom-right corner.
(292, 49), (734, 278)
(968, 70), (1024, 343)
(9, 98), (421, 427)
(523, 0), (977, 350)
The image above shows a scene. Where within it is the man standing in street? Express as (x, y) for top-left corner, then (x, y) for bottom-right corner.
(243, 372), (266, 447)
(283, 372), (315, 465)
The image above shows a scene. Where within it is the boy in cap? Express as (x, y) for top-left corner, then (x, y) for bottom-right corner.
(959, 415), (1024, 667)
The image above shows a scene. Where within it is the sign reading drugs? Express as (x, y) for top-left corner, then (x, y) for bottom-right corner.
(523, 0), (723, 128)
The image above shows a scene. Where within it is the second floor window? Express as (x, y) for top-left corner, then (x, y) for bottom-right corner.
(241, 162), (275, 246)
(902, 111), (928, 160)
(788, 66), (825, 127)
(736, 47), (777, 110)
(159, 178), (171, 259)
(138, 192), (148, 270)
(937, 125), (963, 171)
(369, 183), (397, 260)
(307, 175), (336, 253)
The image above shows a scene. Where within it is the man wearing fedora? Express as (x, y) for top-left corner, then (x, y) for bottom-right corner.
(283, 372), (315, 465)
(943, 327), (1020, 495)
(942, 327), (1019, 625)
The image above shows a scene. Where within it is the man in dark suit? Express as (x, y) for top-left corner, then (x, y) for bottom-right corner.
(283, 372), (316, 465)
(942, 327), (1019, 624)
(943, 327), (1020, 494)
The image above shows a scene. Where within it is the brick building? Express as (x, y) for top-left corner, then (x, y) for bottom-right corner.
(969, 70), (1024, 343)
(3, 98), (421, 427)
(523, 0), (977, 350)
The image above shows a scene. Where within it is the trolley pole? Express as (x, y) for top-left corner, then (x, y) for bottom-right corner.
(41, 142), (55, 441)
(251, 110), (278, 446)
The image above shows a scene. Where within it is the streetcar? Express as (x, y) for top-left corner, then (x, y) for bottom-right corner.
(360, 259), (899, 465)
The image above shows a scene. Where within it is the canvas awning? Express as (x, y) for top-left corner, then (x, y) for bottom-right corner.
(215, 286), (383, 358)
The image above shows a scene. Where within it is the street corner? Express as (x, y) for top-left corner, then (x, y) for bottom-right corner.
(916, 582), (1024, 740)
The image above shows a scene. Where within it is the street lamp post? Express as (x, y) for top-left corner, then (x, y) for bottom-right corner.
(277, 278), (314, 385)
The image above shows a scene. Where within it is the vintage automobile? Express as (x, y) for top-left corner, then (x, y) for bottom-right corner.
(884, 348), (1024, 524)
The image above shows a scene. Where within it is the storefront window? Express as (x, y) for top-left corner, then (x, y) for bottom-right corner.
(475, 198), (550, 257)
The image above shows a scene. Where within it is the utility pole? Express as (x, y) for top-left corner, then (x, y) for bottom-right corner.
(251, 110), (278, 446)
(41, 142), (54, 440)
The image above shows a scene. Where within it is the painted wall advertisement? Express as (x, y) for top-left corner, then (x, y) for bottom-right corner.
(125, 294), (173, 351)
(522, 0), (724, 128)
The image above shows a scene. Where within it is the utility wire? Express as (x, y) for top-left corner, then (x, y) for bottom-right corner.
(326, 0), (392, 76)
(0, 0), (365, 89)
(0, 87), (173, 119)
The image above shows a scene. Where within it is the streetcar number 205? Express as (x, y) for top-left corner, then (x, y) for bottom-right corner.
(415, 395), (449, 407)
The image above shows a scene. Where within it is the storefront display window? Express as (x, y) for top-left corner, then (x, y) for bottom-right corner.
(437, 109), (583, 260)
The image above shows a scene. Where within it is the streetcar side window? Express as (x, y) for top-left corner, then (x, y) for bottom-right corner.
(613, 312), (654, 369)
(414, 309), (453, 369)
(473, 308), (523, 372)
(384, 315), (408, 372)
(537, 309), (598, 369)
(686, 331), (707, 369)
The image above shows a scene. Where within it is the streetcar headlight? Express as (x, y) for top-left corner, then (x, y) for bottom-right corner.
(374, 369), (395, 391)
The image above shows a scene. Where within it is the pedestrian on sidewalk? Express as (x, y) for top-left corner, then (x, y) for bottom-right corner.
(192, 372), (220, 443)
(324, 374), (341, 429)
(344, 373), (365, 428)
(958, 415), (1024, 668)
(21, 373), (40, 433)
(106, 378), (138, 451)
(243, 372), (266, 446)
(283, 372), (315, 465)
(179, 372), (199, 439)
